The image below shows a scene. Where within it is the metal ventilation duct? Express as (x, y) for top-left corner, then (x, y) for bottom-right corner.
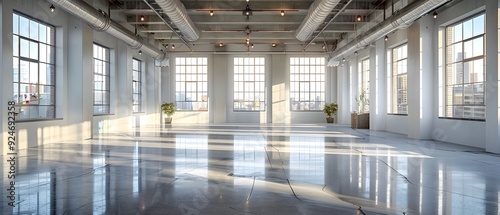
(48, 0), (167, 65)
(329, 0), (448, 64)
(154, 0), (201, 42)
(295, 0), (342, 42)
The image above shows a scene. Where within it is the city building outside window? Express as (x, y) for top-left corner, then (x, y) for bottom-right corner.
(13, 13), (56, 120)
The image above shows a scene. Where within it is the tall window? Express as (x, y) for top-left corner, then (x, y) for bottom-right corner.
(13, 13), (55, 120)
(234, 57), (265, 111)
(93, 44), (110, 115)
(390, 44), (408, 114)
(175, 57), (208, 111)
(290, 57), (325, 111)
(445, 14), (485, 119)
(359, 58), (370, 112)
(132, 58), (142, 112)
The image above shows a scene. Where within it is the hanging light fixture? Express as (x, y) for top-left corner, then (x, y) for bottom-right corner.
(49, 4), (55, 12)
(139, 50), (142, 55)
(272, 43), (277, 47)
(356, 15), (362, 21)
(433, 11), (438, 19)
(280, 11), (285, 16)
(354, 51), (358, 55)
(219, 43), (223, 47)
(251, 44), (254, 48)
(342, 58), (345, 62)
(140, 15), (145, 22)
(210, 11), (214, 16)
(171, 44), (175, 49)
(384, 35), (388, 41)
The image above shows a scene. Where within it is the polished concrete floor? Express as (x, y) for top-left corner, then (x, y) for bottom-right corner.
(1, 124), (500, 215)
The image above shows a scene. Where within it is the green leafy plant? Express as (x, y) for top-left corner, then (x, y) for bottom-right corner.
(161, 102), (175, 117)
(323, 102), (339, 118)
(355, 90), (369, 113)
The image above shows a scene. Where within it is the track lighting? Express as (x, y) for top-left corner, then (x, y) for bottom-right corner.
(384, 35), (388, 41)
(210, 11), (214, 16)
(140, 15), (145, 22)
(356, 15), (362, 21)
(139, 50), (142, 55)
(433, 11), (438, 19)
(50, 4), (55, 12)
(280, 11), (285, 16)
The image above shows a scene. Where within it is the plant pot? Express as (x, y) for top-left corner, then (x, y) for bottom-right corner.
(164, 117), (172, 124)
(326, 117), (334, 123)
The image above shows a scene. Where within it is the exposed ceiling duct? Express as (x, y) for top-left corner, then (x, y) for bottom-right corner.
(295, 0), (342, 42)
(48, 0), (167, 66)
(328, 0), (449, 65)
(154, 0), (201, 42)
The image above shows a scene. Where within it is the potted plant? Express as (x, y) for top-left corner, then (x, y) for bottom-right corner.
(352, 90), (370, 129)
(323, 102), (338, 123)
(161, 102), (175, 124)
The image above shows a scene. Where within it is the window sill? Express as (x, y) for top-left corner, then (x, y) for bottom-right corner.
(387, 113), (408, 116)
(438, 117), (485, 122)
(16, 118), (63, 123)
(93, 114), (115, 117)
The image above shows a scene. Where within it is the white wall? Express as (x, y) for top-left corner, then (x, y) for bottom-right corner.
(166, 53), (330, 124)
(334, 0), (498, 152)
(0, 0), (163, 155)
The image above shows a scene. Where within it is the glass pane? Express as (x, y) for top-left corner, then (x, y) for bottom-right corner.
(39, 24), (47, 44)
(39, 44), (47, 63)
(20, 38), (29, 58)
(19, 16), (29, 37)
(473, 15), (484, 37)
(13, 58), (19, 82)
(13, 14), (19, 35)
(30, 41), (38, 60)
(472, 37), (483, 57)
(29, 20), (39, 40)
(13, 35), (19, 57)
(463, 19), (473, 39)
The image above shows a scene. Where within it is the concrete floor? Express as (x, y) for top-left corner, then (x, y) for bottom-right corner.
(1, 124), (500, 214)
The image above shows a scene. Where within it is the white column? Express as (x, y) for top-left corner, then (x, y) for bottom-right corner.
(67, 15), (93, 140)
(0, 0), (14, 155)
(407, 16), (434, 139)
(485, 0), (500, 153)
(213, 55), (227, 123)
(337, 63), (350, 125)
(371, 39), (387, 130)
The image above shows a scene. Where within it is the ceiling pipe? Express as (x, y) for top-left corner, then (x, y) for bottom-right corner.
(154, 0), (201, 42)
(47, 0), (167, 65)
(295, 0), (342, 42)
(142, 0), (194, 52)
(328, 0), (449, 66)
(302, 0), (354, 51)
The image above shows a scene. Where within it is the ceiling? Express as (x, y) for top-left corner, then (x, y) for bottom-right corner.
(108, 0), (390, 52)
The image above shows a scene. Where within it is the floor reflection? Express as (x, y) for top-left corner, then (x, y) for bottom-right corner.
(1, 124), (499, 214)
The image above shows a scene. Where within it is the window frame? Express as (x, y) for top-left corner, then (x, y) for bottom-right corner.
(233, 57), (266, 112)
(389, 43), (408, 115)
(358, 58), (370, 112)
(174, 57), (209, 111)
(132, 58), (142, 113)
(289, 57), (326, 112)
(93, 43), (111, 115)
(443, 13), (485, 120)
(13, 12), (56, 121)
